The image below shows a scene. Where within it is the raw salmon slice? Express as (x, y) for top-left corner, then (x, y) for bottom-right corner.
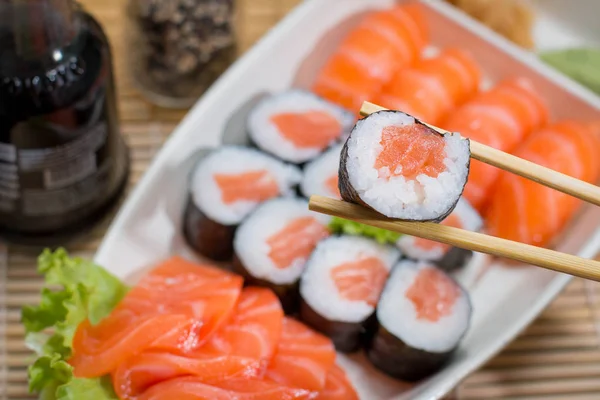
(71, 257), (243, 377)
(413, 214), (462, 252)
(267, 217), (330, 269)
(374, 124), (446, 179)
(137, 376), (316, 400)
(485, 121), (600, 246)
(214, 171), (280, 205)
(266, 317), (336, 392)
(317, 364), (359, 400)
(405, 267), (460, 322)
(112, 352), (263, 400)
(325, 175), (340, 198)
(203, 287), (284, 361)
(330, 257), (390, 307)
(270, 111), (342, 150)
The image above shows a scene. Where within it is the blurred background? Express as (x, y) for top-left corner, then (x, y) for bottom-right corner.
(2, 0), (600, 399)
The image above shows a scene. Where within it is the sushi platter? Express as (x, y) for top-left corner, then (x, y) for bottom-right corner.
(17, 0), (600, 399)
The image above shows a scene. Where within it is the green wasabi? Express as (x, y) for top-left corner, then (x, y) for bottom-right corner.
(540, 48), (600, 95)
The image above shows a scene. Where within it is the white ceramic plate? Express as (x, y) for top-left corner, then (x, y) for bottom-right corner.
(94, 1), (600, 399)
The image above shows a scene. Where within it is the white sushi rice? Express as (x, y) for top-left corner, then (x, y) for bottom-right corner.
(378, 260), (471, 353)
(300, 236), (400, 323)
(300, 144), (343, 199)
(190, 147), (302, 225)
(248, 90), (354, 163)
(397, 198), (483, 261)
(234, 197), (331, 285)
(345, 111), (470, 220)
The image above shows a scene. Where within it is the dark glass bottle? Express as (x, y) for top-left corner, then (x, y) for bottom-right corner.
(0, 0), (129, 245)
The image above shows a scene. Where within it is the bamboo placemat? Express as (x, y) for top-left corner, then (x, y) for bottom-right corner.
(3, 0), (600, 399)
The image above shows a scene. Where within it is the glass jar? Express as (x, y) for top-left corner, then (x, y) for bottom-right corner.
(0, 0), (130, 246)
(126, 0), (237, 108)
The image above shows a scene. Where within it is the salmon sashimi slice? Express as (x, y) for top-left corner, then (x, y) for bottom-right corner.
(413, 213), (462, 253)
(389, 2), (429, 50)
(267, 217), (330, 269)
(485, 121), (600, 246)
(325, 175), (340, 198)
(202, 287), (284, 361)
(330, 256), (390, 307)
(112, 352), (264, 400)
(270, 111), (342, 150)
(405, 266), (460, 322)
(71, 314), (202, 377)
(137, 377), (317, 400)
(266, 317), (336, 392)
(121, 257), (243, 340)
(317, 364), (359, 400)
(71, 257), (243, 377)
(374, 124), (446, 180)
(440, 78), (548, 210)
(214, 171), (280, 205)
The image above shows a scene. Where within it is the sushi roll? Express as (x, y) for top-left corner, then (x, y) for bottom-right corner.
(300, 143), (343, 199)
(339, 110), (470, 221)
(396, 198), (483, 271)
(299, 236), (400, 352)
(248, 90), (354, 164)
(233, 197), (331, 312)
(366, 260), (471, 382)
(184, 146), (302, 261)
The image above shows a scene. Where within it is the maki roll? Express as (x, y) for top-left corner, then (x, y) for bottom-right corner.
(184, 146), (302, 261)
(299, 236), (400, 352)
(233, 197), (331, 312)
(300, 143), (343, 199)
(248, 90), (354, 164)
(396, 198), (483, 271)
(366, 260), (471, 382)
(339, 110), (470, 221)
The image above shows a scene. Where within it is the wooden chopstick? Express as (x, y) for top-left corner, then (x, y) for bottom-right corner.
(361, 101), (600, 207)
(309, 195), (600, 282)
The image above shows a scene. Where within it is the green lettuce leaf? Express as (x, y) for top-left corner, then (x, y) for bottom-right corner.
(21, 248), (128, 400)
(540, 48), (600, 95)
(329, 217), (402, 244)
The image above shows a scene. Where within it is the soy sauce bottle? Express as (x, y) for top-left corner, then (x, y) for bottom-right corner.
(0, 0), (129, 245)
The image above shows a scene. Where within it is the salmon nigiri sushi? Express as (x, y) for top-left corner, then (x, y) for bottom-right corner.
(440, 78), (549, 210)
(366, 261), (472, 382)
(339, 110), (471, 221)
(184, 146), (301, 261)
(233, 198), (331, 313)
(485, 121), (600, 247)
(376, 48), (482, 125)
(312, 3), (429, 111)
(299, 236), (399, 352)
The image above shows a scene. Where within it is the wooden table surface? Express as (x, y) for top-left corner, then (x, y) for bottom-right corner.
(3, 0), (600, 399)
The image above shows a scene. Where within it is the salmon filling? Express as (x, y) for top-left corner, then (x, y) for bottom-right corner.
(267, 217), (330, 269)
(270, 111), (342, 149)
(374, 124), (447, 180)
(214, 170), (279, 205)
(405, 267), (460, 322)
(330, 256), (390, 306)
(413, 214), (462, 252)
(325, 175), (341, 198)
